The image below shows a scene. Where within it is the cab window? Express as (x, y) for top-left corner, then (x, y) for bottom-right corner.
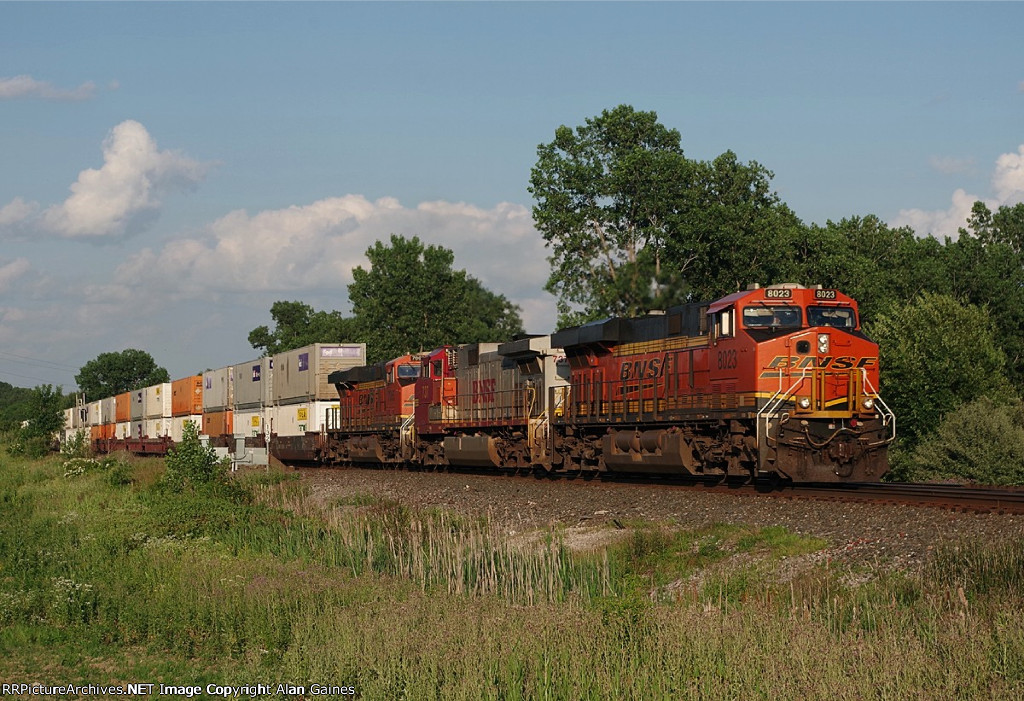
(808, 306), (856, 329)
(715, 308), (734, 338)
(743, 305), (802, 329)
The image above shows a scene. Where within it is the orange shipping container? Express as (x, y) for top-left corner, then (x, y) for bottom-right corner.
(172, 375), (204, 417)
(115, 392), (131, 423)
(202, 410), (233, 438)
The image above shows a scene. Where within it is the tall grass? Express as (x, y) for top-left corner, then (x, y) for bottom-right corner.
(1, 449), (1023, 698)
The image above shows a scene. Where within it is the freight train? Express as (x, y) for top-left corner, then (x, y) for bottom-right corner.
(64, 284), (895, 483)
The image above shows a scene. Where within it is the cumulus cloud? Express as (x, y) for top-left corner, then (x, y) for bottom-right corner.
(100, 194), (556, 331)
(892, 145), (1024, 239)
(0, 75), (96, 101)
(0, 197), (38, 228)
(993, 145), (1024, 204)
(0, 258), (31, 292)
(2, 120), (211, 240)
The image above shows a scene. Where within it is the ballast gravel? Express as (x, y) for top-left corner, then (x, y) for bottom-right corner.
(296, 466), (1024, 575)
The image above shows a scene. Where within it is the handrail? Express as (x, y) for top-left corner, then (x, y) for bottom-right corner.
(859, 367), (897, 441)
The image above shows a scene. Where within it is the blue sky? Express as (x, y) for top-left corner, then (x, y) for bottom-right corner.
(1, 2), (1022, 392)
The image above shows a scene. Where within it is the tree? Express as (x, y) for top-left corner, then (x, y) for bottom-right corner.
(530, 105), (694, 326)
(74, 349), (170, 400)
(906, 397), (1024, 485)
(248, 301), (355, 356)
(866, 293), (1013, 446)
(348, 234), (524, 363)
(10, 384), (66, 457)
(785, 216), (950, 324)
(530, 105), (802, 326)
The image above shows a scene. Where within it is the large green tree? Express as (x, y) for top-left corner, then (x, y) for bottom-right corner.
(530, 105), (802, 325)
(866, 293), (1013, 446)
(348, 234), (524, 363)
(74, 349), (170, 401)
(248, 301), (355, 356)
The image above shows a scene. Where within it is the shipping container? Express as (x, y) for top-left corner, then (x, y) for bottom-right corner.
(131, 390), (144, 421)
(101, 396), (117, 425)
(234, 407), (276, 437)
(116, 422), (131, 440)
(87, 400), (103, 426)
(170, 415), (203, 443)
(143, 383), (172, 419)
(115, 393), (131, 422)
(233, 357), (273, 410)
(202, 410), (233, 438)
(273, 344), (365, 405)
(202, 367), (234, 411)
(171, 375), (203, 417)
(145, 418), (170, 439)
(63, 408), (75, 432)
(274, 401), (338, 436)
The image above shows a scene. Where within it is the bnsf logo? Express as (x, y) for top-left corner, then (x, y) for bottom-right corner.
(472, 379), (496, 404)
(761, 356), (877, 377)
(620, 356), (667, 381)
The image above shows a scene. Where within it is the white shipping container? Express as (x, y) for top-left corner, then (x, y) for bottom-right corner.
(63, 408), (75, 432)
(273, 344), (365, 405)
(203, 367), (234, 411)
(131, 389), (145, 421)
(116, 422), (131, 440)
(101, 396), (117, 425)
(87, 400), (103, 426)
(144, 383), (173, 419)
(170, 415), (203, 443)
(145, 418), (170, 439)
(273, 401), (338, 437)
(234, 407), (276, 437)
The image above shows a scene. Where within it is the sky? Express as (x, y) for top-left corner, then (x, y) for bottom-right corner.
(1, 2), (1023, 392)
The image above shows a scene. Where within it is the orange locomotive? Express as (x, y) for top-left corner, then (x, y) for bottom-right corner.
(550, 283), (894, 482)
(324, 284), (893, 483)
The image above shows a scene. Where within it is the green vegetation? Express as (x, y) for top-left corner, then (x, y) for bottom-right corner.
(74, 349), (170, 400)
(2, 450), (1023, 697)
(250, 235), (524, 364)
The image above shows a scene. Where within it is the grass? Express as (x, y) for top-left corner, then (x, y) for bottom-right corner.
(1, 448), (1023, 698)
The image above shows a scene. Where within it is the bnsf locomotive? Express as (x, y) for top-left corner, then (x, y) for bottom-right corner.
(324, 284), (894, 482)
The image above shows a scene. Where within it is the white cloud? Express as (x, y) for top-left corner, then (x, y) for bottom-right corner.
(928, 155), (975, 176)
(892, 145), (1024, 239)
(2, 120), (211, 240)
(0, 258), (31, 292)
(101, 194), (556, 331)
(0, 197), (38, 227)
(993, 145), (1024, 204)
(0, 75), (96, 101)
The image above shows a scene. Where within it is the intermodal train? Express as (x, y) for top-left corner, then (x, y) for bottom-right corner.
(65, 283), (894, 483)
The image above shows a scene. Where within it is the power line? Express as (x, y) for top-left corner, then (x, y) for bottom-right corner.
(0, 351), (79, 373)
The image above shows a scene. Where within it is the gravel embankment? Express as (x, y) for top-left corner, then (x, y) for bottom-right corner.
(296, 467), (1024, 574)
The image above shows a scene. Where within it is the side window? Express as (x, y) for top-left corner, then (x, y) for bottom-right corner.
(432, 360), (443, 377)
(716, 308), (734, 338)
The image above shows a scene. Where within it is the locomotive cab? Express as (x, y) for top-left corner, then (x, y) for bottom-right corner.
(739, 284), (895, 482)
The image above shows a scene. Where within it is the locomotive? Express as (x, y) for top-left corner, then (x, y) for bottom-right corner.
(324, 284), (894, 482)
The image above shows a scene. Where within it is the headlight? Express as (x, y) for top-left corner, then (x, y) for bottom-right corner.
(862, 398), (875, 411)
(817, 333), (829, 353)
(798, 397), (811, 410)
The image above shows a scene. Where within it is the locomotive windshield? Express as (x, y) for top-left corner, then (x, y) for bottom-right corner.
(807, 306), (856, 329)
(742, 305), (802, 329)
(397, 364), (420, 379)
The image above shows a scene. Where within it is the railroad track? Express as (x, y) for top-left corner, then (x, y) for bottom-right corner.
(596, 477), (1024, 515)
(760, 482), (1024, 515)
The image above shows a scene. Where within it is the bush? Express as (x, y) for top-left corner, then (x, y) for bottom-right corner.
(906, 397), (1024, 485)
(60, 429), (91, 459)
(163, 421), (230, 492)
